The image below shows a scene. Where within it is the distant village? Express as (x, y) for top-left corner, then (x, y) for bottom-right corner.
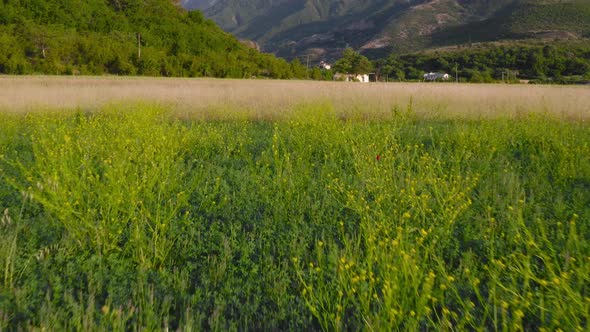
(320, 60), (451, 83)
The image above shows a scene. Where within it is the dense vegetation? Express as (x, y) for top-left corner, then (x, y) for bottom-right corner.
(377, 42), (590, 83)
(0, 0), (308, 78)
(333, 48), (373, 77)
(1, 104), (588, 330)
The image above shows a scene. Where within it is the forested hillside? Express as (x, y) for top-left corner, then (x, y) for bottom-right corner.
(430, 0), (590, 47)
(0, 0), (307, 78)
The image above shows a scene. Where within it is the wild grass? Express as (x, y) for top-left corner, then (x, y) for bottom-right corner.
(1, 76), (589, 121)
(0, 79), (589, 330)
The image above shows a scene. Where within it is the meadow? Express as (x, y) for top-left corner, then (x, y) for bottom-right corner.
(0, 77), (589, 330)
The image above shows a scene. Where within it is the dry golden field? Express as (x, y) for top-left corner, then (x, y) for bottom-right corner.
(1, 76), (589, 120)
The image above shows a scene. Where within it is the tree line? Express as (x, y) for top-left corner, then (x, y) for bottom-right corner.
(320, 43), (590, 85)
(375, 43), (590, 84)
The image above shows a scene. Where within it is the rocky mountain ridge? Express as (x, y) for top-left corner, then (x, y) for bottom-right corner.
(182, 0), (590, 61)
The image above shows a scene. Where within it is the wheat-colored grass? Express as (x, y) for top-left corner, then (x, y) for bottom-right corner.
(1, 75), (588, 120)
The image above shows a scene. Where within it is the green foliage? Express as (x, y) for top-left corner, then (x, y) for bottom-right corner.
(506, 0), (590, 35)
(428, 1), (590, 49)
(380, 42), (590, 83)
(333, 48), (373, 75)
(0, 0), (310, 78)
(0, 103), (589, 330)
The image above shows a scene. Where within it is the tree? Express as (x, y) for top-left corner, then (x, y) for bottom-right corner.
(289, 58), (307, 78)
(0, 0), (301, 78)
(529, 50), (547, 78)
(333, 48), (373, 75)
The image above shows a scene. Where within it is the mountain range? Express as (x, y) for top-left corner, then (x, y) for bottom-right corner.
(181, 0), (590, 61)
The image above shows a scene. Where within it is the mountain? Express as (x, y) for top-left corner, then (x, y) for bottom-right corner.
(181, 0), (221, 10)
(182, 0), (590, 61)
(0, 0), (305, 78)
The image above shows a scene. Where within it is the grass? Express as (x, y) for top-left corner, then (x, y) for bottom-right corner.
(0, 78), (589, 330)
(1, 76), (589, 121)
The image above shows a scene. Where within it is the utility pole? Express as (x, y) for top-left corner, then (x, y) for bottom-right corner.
(137, 32), (141, 59)
(305, 54), (309, 79)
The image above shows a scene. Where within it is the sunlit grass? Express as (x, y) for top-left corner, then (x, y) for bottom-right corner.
(0, 100), (588, 330)
(1, 76), (589, 121)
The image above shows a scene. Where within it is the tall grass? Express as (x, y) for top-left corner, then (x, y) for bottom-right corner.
(1, 76), (590, 121)
(0, 102), (588, 330)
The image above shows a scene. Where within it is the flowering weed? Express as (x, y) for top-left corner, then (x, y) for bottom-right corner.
(0, 103), (588, 330)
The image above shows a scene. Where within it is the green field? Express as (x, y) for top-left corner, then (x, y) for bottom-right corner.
(0, 92), (589, 330)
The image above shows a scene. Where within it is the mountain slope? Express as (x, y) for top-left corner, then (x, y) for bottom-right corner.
(0, 0), (303, 78)
(181, 0), (221, 10)
(183, 0), (590, 61)
(427, 0), (590, 48)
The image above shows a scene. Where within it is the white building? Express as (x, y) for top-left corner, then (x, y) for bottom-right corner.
(319, 61), (332, 70)
(333, 73), (370, 83)
(424, 72), (450, 81)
